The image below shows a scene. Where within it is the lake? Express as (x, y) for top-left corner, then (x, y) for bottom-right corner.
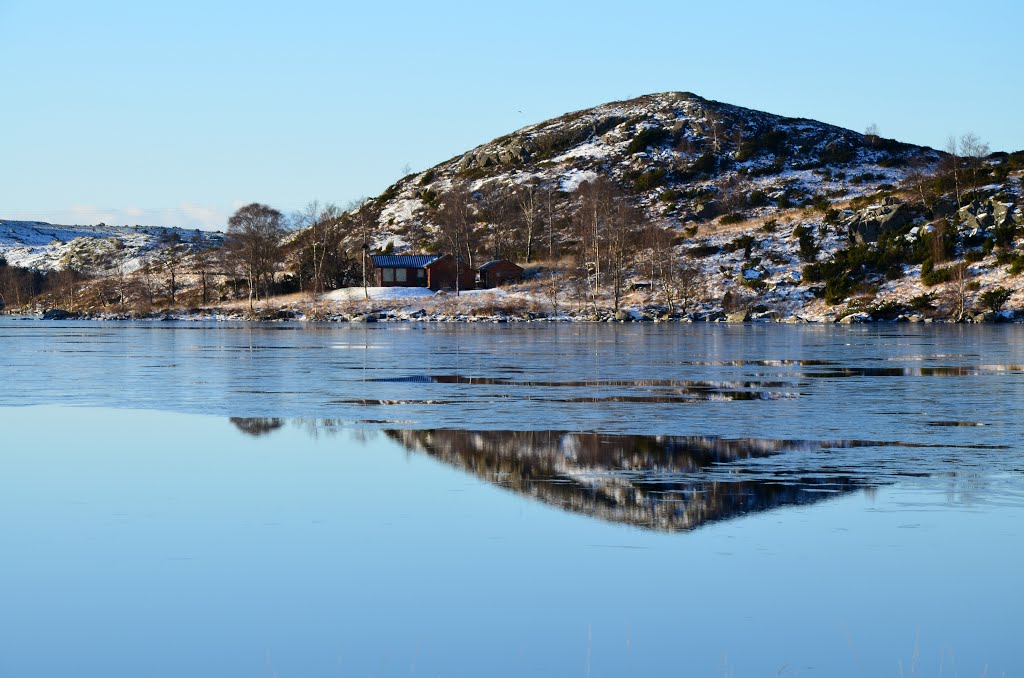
(1, 319), (1022, 676)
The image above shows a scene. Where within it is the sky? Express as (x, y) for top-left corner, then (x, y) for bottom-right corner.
(2, 0), (1022, 230)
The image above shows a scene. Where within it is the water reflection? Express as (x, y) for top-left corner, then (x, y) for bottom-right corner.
(229, 419), (1012, 532)
(228, 417), (285, 436)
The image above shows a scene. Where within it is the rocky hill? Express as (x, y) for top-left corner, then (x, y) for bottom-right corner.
(0, 220), (223, 273)
(349, 91), (1022, 322)
(365, 91), (934, 239)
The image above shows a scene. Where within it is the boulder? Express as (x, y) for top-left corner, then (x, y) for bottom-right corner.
(726, 309), (751, 322)
(846, 198), (912, 244)
(838, 313), (872, 324)
(957, 198), (1016, 234)
(351, 314), (378, 323)
(42, 309), (77, 320)
(614, 310), (633, 322)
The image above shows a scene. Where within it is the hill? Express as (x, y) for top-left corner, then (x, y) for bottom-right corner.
(362, 91), (936, 246)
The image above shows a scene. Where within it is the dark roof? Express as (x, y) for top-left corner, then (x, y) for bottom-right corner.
(370, 254), (438, 268)
(479, 259), (522, 270)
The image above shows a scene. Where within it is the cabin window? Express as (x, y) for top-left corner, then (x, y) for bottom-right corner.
(396, 268), (407, 282)
(382, 268), (394, 282)
(417, 269), (425, 280)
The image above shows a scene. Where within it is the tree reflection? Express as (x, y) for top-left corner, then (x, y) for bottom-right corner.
(229, 417), (286, 436)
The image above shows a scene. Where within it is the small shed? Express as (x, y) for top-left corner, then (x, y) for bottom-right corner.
(425, 254), (476, 291)
(477, 259), (524, 289)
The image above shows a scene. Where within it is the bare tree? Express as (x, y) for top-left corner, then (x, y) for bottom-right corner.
(864, 123), (880, 148)
(575, 176), (618, 301)
(544, 183), (558, 260)
(945, 135), (963, 208)
(0, 260), (40, 310)
(434, 184), (476, 294)
(605, 198), (642, 313)
(478, 184), (517, 261)
(225, 203), (286, 310)
(514, 181), (542, 263)
(706, 111), (724, 152)
(135, 260), (158, 310)
(733, 120), (746, 159)
(959, 132), (990, 201)
(903, 159), (940, 214)
(158, 231), (185, 305)
(661, 248), (705, 315)
(943, 263), (971, 321)
(296, 200), (344, 310)
(542, 267), (563, 316)
(50, 268), (79, 311)
(191, 230), (213, 305)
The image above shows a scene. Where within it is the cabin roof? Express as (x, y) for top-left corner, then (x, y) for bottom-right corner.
(370, 254), (439, 268)
(479, 259), (522, 271)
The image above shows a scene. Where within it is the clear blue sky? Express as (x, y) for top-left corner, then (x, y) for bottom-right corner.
(2, 0), (1021, 229)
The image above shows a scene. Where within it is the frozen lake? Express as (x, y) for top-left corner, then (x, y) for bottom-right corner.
(1, 319), (1022, 676)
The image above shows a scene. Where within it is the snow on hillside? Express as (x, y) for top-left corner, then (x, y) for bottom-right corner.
(357, 91), (938, 246)
(0, 220), (224, 272)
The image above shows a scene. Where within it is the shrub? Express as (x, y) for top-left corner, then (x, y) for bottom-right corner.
(688, 244), (720, 258)
(980, 286), (1013, 312)
(810, 194), (831, 213)
(737, 128), (788, 162)
(820, 143), (855, 165)
(761, 219), (778, 233)
(720, 212), (746, 225)
(921, 259), (955, 286)
(909, 293), (936, 312)
(680, 152), (717, 180)
(793, 225), (820, 262)
(748, 189), (769, 207)
(627, 127), (671, 154)
(868, 300), (905, 321)
(632, 167), (667, 192)
(420, 188), (439, 208)
(724, 234), (757, 258)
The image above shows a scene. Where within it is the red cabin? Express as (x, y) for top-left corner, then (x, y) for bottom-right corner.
(371, 254), (476, 291)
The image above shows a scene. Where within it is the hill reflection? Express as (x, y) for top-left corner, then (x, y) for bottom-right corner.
(229, 418), (893, 531)
(382, 429), (864, 531)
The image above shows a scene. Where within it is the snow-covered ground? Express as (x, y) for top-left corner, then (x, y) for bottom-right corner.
(323, 286), (508, 302)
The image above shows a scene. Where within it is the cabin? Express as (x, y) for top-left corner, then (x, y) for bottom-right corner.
(477, 259), (524, 289)
(370, 254), (476, 291)
(370, 254), (432, 288)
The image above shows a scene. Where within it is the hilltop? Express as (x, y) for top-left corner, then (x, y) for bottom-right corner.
(363, 91), (933, 243)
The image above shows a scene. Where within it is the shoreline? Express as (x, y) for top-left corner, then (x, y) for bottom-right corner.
(4, 305), (1020, 325)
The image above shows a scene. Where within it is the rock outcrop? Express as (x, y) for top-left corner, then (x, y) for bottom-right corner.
(956, 198), (1016, 236)
(846, 198), (912, 244)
